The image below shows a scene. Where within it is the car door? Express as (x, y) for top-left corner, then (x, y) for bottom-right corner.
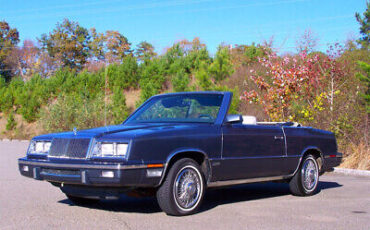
(219, 123), (286, 180)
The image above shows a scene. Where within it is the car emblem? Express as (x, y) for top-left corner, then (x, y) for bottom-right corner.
(73, 127), (77, 136)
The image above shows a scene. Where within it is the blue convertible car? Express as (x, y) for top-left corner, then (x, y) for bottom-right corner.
(19, 91), (342, 215)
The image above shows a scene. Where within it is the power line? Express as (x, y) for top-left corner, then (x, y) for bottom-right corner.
(4, 0), (216, 20)
(0, 0), (126, 15)
(0, 21), (356, 50)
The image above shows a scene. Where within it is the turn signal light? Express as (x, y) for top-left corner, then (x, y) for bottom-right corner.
(147, 164), (164, 168)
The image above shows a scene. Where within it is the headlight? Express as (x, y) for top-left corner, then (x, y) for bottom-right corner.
(91, 142), (128, 158)
(28, 140), (51, 155)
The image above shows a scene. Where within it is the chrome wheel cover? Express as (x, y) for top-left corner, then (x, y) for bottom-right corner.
(301, 158), (319, 192)
(173, 166), (203, 211)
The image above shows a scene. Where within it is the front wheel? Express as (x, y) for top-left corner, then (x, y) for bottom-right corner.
(156, 158), (205, 216)
(289, 154), (320, 196)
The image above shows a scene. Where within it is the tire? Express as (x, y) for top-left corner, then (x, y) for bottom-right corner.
(156, 158), (205, 216)
(66, 194), (99, 206)
(289, 154), (320, 196)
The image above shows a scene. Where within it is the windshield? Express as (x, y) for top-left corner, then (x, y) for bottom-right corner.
(125, 94), (224, 124)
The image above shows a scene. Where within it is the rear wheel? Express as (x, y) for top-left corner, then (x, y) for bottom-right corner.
(156, 158), (205, 216)
(289, 154), (319, 196)
(66, 194), (99, 206)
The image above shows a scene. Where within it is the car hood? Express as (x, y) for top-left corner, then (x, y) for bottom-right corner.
(33, 123), (203, 140)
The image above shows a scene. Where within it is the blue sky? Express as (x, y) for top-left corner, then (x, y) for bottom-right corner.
(1, 0), (367, 54)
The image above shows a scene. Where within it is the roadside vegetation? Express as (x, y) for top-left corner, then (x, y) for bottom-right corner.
(0, 3), (369, 169)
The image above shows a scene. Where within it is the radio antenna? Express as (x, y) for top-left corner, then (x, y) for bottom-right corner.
(104, 65), (108, 130)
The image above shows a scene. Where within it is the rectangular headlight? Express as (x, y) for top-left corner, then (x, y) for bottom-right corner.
(91, 142), (128, 158)
(28, 140), (51, 155)
(102, 143), (114, 155)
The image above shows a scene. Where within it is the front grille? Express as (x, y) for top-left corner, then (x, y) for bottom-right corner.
(49, 138), (91, 159)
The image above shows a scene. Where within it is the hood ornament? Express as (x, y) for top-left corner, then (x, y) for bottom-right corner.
(73, 127), (77, 136)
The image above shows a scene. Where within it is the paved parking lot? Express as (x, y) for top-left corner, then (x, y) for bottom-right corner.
(0, 141), (369, 230)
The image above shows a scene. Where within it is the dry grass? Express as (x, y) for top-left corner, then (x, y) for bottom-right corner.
(0, 113), (44, 140)
(340, 141), (370, 170)
(124, 89), (141, 110)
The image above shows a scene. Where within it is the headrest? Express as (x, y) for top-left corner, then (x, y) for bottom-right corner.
(242, 116), (257, 125)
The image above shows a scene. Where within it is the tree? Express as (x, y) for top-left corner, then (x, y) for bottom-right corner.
(242, 51), (323, 121)
(231, 43), (268, 66)
(356, 61), (370, 113)
(5, 40), (40, 81)
(135, 41), (156, 62)
(355, 1), (370, 49)
(112, 87), (129, 124)
(172, 69), (190, 92)
(0, 21), (19, 81)
(104, 30), (131, 64)
(295, 29), (319, 53)
(177, 37), (205, 54)
(195, 61), (212, 90)
(39, 19), (91, 70)
(242, 47), (347, 123)
(89, 28), (105, 61)
(209, 46), (234, 82)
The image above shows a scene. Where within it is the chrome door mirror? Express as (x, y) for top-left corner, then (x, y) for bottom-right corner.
(225, 114), (243, 124)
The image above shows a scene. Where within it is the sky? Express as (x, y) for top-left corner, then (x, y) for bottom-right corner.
(1, 0), (367, 54)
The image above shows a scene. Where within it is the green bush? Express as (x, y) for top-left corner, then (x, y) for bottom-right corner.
(172, 70), (190, 92)
(212, 85), (240, 114)
(15, 75), (49, 122)
(209, 46), (234, 82)
(6, 112), (17, 131)
(137, 58), (167, 105)
(195, 61), (212, 90)
(112, 87), (129, 124)
(0, 77), (24, 113)
(40, 93), (112, 133)
(107, 56), (139, 90)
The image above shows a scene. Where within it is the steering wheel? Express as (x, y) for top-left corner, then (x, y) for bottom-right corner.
(198, 114), (213, 120)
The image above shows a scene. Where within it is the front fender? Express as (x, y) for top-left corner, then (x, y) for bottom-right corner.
(157, 148), (211, 186)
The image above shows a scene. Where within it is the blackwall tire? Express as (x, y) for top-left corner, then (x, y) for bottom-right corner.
(289, 154), (320, 196)
(156, 158), (205, 216)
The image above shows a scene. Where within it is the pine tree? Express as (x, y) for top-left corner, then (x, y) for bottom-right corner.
(355, 1), (370, 49)
(356, 61), (370, 113)
(6, 112), (17, 130)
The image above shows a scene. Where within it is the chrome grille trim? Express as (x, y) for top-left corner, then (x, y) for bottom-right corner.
(48, 138), (91, 159)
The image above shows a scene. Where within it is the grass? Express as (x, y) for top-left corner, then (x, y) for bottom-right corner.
(340, 141), (370, 170)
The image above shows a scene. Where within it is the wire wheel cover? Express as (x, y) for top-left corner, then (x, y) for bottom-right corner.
(301, 158), (318, 191)
(174, 167), (202, 210)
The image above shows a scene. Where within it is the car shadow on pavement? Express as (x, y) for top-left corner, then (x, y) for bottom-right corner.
(58, 181), (342, 214)
(59, 195), (162, 213)
(198, 181), (342, 213)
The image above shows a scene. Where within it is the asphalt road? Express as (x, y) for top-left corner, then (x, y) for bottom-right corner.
(1, 141), (369, 230)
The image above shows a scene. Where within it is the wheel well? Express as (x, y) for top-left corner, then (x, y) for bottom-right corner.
(164, 151), (210, 182)
(303, 149), (323, 171)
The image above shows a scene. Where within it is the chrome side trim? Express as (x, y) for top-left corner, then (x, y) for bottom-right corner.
(207, 175), (293, 188)
(210, 155), (289, 160)
(290, 156), (304, 176)
(18, 160), (148, 170)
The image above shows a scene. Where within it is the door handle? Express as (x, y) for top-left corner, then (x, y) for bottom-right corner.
(274, 136), (284, 140)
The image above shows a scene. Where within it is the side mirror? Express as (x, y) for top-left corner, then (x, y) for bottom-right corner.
(225, 114), (243, 124)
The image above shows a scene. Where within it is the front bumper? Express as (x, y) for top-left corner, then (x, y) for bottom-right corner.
(18, 157), (164, 187)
